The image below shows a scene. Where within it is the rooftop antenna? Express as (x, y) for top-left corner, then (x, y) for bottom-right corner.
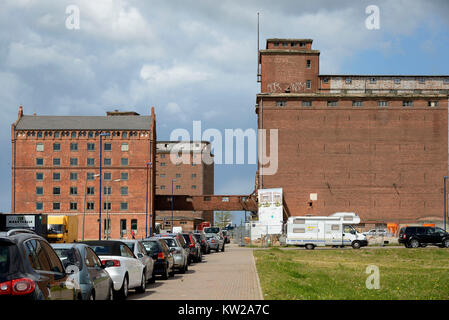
(257, 12), (261, 83)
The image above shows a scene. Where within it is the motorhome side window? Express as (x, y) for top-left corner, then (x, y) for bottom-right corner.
(293, 228), (305, 233)
(293, 219), (305, 224)
(331, 224), (340, 231)
(343, 216), (353, 221)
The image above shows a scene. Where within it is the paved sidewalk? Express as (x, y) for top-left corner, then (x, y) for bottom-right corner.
(130, 244), (263, 300)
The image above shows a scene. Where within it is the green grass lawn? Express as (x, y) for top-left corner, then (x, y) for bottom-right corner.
(254, 247), (449, 300)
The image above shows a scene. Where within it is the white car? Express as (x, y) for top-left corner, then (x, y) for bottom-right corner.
(81, 240), (146, 299)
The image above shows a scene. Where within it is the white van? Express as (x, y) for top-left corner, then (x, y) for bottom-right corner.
(284, 212), (368, 249)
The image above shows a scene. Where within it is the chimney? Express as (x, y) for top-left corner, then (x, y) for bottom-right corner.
(17, 106), (23, 120)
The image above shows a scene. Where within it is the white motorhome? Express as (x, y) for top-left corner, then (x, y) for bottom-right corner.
(284, 212), (368, 249)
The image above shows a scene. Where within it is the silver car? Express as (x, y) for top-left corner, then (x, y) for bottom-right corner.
(160, 236), (188, 273)
(205, 233), (225, 252)
(121, 240), (155, 284)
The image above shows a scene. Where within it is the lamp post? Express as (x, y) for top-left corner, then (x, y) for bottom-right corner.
(171, 179), (176, 233)
(98, 132), (110, 240)
(444, 176), (448, 231)
(145, 162), (152, 238)
(105, 178), (121, 240)
(82, 173), (100, 241)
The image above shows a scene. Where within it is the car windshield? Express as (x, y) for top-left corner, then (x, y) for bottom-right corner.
(204, 227), (220, 234)
(163, 239), (177, 247)
(436, 227), (446, 233)
(0, 244), (11, 276)
(142, 241), (159, 254)
(48, 224), (64, 234)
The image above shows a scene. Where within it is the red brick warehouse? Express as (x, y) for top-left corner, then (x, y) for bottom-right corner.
(256, 38), (449, 228)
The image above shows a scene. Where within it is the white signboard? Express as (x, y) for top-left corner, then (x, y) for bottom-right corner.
(257, 188), (283, 236)
(6, 215), (36, 228)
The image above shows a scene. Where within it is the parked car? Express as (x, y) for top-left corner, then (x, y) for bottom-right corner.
(182, 233), (202, 263)
(141, 238), (175, 280)
(154, 233), (191, 265)
(399, 226), (449, 248)
(221, 230), (231, 244)
(80, 240), (146, 299)
(0, 229), (76, 300)
(159, 237), (188, 273)
(203, 226), (221, 235)
(52, 243), (113, 300)
(205, 233), (225, 252)
(193, 232), (210, 254)
(363, 229), (387, 236)
(121, 240), (155, 284)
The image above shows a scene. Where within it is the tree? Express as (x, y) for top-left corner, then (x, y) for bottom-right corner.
(214, 211), (232, 229)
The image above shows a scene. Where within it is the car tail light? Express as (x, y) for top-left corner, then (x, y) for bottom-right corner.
(201, 239), (205, 243)
(12, 278), (35, 295)
(102, 259), (121, 267)
(0, 281), (11, 295)
(188, 243), (194, 248)
(402, 234), (407, 239)
(157, 252), (165, 260)
(211, 239), (215, 243)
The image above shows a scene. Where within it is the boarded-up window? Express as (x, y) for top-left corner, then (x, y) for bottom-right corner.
(331, 224), (340, 230)
(293, 219), (305, 224)
(293, 228), (305, 233)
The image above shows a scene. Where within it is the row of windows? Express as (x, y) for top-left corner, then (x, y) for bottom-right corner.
(36, 142), (129, 152)
(36, 186), (129, 196)
(36, 172), (129, 181)
(322, 77), (449, 84)
(159, 173), (197, 178)
(35, 157), (129, 166)
(273, 41), (307, 48)
(275, 100), (439, 108)
(159, 185), (197, 190)
(160, 162), (198, 167)
(22, 131), (141, 139)
(35, 201), (129, 211)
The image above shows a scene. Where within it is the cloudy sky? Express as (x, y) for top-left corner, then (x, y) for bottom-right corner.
(1, 0), (449, 224)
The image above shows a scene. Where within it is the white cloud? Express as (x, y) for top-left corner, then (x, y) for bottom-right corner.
(140, 64), (213, 88)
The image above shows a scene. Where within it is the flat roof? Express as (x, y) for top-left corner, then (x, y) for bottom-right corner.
(266, 38), (313, 42)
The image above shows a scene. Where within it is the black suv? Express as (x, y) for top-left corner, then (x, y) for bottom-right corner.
(399, 226), (449, 248)
(182, 233), (202, 263)
(193, 232), (210, 254)
(141, 238), (175, 280)
(0, 229), (76, 299)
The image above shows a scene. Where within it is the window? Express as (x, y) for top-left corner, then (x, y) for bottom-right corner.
(70, 172), (78, 181)
(36, 187), (43, 196)
(378, 101), (388, 107)
(323, 78), (329, 84)
(131, 219), (137, 232)
(121, 187), (128, 196)
(306, 80), (311, 89)
(370, 77), (377, 84)
(160, 154), (166, 159)
(345, 78), (352, 84)
(104, 187), (111, 195)
(176, 173), (181, 178)
(352, 101), (363, 107)
(276, 101), (286, 107)
(53, 202), (60, 210)
(104, 219), (111, 235)
(121, 172), (128, 180)
(70, 187), (78, 195)
(120, 202), (128, 211)
(428, 101), (438, 107)
(70, 143), (78, 151)
(36, 202), (43, 211)
(418, 78), (425, 84)
(122, 132), (128, 139)
(176, 185), (181, 190)
(293, 219), (305, 224)
(331, 225), (340, 231)
(104, 143), (112, 151)
(70, 202), (77, 210)
(87, 202), (94, 210)
(300, 42), (306, 48)
(37, 132), (43, 138)
(394, 78), (401, 84)
(104, 172), (111, 181)
(293, 228), (305, 233)
(87, 172), (95, 180)
(87, 187), (95, 195)
(87, 143), (95, 151)
(36, 143), (44, 152)
(327, 101), (338, 107)
(306, 60), (311, 68)
(121, 158), (128, 166)
(160, 173), (166, 178)
(121, 143), (129, 152)
(273, 42), (279, 47)
(282, 42), (289, 47)
(192, 185), (197, 190)
(302, 101), (312, 107)
(36, 158), (44, 166)
(70, 158), (78, 166)
(160, 162), (166, 167)
(87, 158), (95, 166)
(444, 78), (449, 84)
(53, 187), (60, 195)
(104, 202), (111, 210)
(36, 172), (44, 181)
(191, 173), (197, 178)
(104, 158), (112, 166)
(54, 132), (60, 138)
(403, 101), (413, 107)
(53, 143), (60, 151)
(160, 185), (166, 190)
(88, 131), (94, 138)
(53, 158), (60, 166)
(53, 172), (60, 181)
(71, 132), (77, 138)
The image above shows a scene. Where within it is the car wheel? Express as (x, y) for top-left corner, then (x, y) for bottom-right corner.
(108, 283), (114, 300)
(405, 243), (411, 248)
(148, 273), (156, 284)
(409, 239), (420, 248)
(161, 265), (169, 280)
(351, 241), (361, 250)
(305, 244), (315, 250)
(185, 261), (188, 271)
(116, 276), (129, 300)
(136, 272), (146, 293)
(89, 290), (95, 300)
(443, 239), (449, 248)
